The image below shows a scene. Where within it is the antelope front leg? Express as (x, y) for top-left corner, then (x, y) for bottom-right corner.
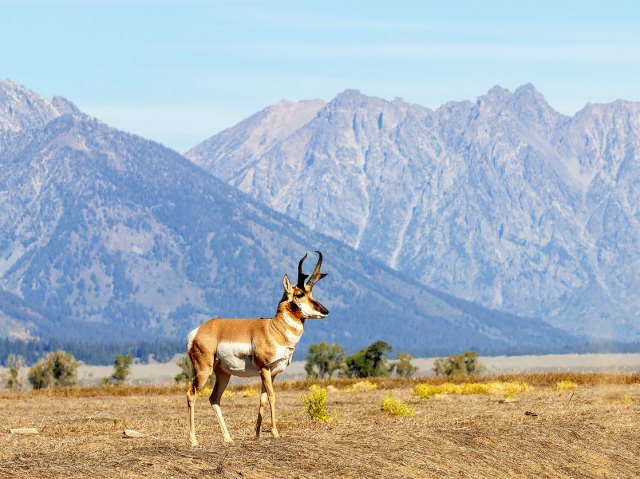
(259, 368), (279, 438)
(255, 383), (268, 439)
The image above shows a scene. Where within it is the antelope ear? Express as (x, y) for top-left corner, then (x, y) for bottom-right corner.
(282, 274), (293, 294)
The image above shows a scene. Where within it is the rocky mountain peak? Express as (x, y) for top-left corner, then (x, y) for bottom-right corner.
(329, 88), (380, 110)
(0, 80), (62, 134)
(513, 82), (542, 98)
(511, 83), (564, 132)
(478, 85), (511, 107)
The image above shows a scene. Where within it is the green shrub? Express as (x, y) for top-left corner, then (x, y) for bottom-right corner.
(28, 350), (79, 389)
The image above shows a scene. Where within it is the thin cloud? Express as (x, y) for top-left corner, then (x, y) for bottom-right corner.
(152, 40), (640, 66)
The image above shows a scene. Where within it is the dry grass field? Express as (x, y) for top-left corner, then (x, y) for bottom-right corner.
(1, 374), (639, 479)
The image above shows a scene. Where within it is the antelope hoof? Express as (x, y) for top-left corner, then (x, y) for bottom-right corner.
(223, 435), (234, 444)
(271, 429), (280, 438)
(190, 438), (199, 447)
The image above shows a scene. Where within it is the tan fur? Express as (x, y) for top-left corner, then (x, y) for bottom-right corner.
(186, 258), (329, 446)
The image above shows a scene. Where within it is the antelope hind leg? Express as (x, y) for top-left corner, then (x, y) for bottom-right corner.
(210, 370), (233, 443)
(186, 383), (198, 447)
(187, 368), (213, 447)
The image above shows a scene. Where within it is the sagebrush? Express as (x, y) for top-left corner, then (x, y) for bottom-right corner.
(28, 350), (79, 389)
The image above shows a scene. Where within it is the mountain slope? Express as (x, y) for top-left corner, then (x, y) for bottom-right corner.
(186, 85), (640, 341)
(0, 81), (578, 356)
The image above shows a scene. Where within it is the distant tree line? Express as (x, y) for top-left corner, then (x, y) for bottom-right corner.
(2, 341), (484, 390)
(304, 341), (486, 379)
(304, 340), (419, 379)
(0, 337), (184, 366)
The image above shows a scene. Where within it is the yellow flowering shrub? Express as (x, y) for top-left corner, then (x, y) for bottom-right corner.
(414, 381), (530, 399)
(380, 396), (415, 416)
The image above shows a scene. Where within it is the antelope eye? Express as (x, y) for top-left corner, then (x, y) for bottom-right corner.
(295, 292), (305, 298)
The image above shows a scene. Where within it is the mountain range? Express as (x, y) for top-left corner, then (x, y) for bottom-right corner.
(186, 85), (640, 342)
(0, 80), (582, 360)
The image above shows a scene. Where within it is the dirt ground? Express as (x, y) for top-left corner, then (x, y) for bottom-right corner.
(1, 381), (639, 479)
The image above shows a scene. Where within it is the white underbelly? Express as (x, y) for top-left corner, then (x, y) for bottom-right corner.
(215, 342), (295, 377)
(216, 342), (260, 377)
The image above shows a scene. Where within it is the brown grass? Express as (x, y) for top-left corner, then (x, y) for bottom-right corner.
(1, 373), (639, 478)
(1, 372), (637, 400)
(277, 371), (640, 391)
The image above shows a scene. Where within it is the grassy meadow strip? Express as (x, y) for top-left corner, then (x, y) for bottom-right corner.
(0, 383), (185, 399)
(0, 371), (638, 399)
(273, 371), (640, 392)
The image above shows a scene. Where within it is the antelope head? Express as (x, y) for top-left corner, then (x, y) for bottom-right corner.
(282, 251), (329, 319)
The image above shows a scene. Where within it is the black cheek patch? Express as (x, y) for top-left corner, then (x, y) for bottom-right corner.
(290, 302), (300, 312)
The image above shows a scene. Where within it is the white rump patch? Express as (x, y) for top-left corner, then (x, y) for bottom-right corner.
(186, 326), (200, 353)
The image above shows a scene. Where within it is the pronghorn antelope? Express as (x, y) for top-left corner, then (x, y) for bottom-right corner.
(186, 251), (329, 445)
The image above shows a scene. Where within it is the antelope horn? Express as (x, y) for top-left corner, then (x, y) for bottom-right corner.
(306, 251), (327, 289)
(296, 253), (309, 289)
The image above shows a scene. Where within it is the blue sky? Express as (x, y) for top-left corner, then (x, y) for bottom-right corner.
(1, 0), (639, 152)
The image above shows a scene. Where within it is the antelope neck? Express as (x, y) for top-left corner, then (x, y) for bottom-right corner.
(271, 305), (304, 346)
